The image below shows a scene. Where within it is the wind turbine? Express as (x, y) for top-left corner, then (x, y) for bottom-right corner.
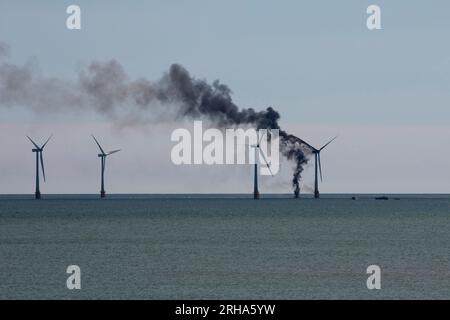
(250, 132), (273, 199)
(301, 137), (337, 199)
(92, 135), (121, 198)
(27, 135), (52, 199)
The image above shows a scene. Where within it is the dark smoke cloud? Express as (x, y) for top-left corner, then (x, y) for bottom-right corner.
(0, 44), (312, 195)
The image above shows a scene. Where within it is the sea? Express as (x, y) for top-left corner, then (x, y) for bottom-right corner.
(0, 194), (449, 299)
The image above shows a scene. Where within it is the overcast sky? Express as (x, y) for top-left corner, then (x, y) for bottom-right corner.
(0, 0), (449, 194)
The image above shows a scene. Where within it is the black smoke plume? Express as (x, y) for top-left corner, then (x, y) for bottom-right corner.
(0, 45), (311, 195)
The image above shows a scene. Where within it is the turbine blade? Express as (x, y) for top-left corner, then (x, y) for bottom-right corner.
(27, 136), (39, 149)
(318, 153), (323, 182)
(103, 157), (106, 174)
(41, 134), (53, 149)
(320, 136), (338, 151)
(106, 149), (121, 156)
(92, 135), (106, 155)
(258, 148), (273, 176)
(40, 152), (46, 182)
(297, 138), (317, 152)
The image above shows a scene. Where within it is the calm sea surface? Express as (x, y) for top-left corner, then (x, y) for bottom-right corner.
(0, 194), (449, 299)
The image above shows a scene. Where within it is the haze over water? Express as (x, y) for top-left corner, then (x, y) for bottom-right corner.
(1, 194), (449, 299)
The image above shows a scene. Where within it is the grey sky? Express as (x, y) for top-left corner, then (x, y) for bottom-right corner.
(0, 1), (449, 194)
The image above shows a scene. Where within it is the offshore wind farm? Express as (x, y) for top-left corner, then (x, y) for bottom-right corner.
(20, 131), (324, 200)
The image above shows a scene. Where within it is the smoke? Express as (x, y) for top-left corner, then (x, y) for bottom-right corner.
(0, 44), (312, 195)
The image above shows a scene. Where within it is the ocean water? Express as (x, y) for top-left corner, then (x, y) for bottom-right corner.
(0, 194), (449, 300)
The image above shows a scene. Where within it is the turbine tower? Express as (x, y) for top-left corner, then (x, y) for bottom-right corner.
(27, 135), (52, 199)
(92, 135), (121, 198)
(250, 132), (273, 199)
(302, 137), (337, 199)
